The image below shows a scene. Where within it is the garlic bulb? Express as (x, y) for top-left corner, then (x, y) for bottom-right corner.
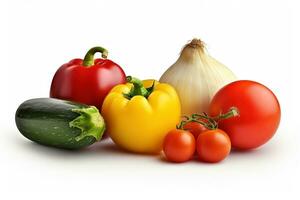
(160, 39), (237, 115)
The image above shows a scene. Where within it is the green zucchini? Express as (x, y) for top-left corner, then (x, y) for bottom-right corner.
(15, 98), (105, 149)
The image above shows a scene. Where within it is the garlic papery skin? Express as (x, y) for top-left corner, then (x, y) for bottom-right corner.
(159, 39), (237, 116)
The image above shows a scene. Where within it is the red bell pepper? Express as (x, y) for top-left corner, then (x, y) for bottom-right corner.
(50, 46), (126, 110)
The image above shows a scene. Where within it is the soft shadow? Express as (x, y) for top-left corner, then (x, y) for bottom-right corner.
(157, 155), (195, 165)
(11, 129), (281, 165)
(86, 140), (158, 158)
(14, 135), (86, 158)
(157, 147), (276, 165)
(12, 131), (157, 160)
(229, 145), (274, 157)
(85, 141), (132, 155)
(157, 153), (207, 165)
(158, 153), (172, 164)
(189, 157), (222, 165)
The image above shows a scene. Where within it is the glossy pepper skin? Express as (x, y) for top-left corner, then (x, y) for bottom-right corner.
(50, 46), (126, 110)
(101, 77), (181, 154)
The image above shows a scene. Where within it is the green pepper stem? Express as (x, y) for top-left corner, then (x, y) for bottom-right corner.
(126, 76), (144, 87)
(124, 76), (150, 99)
(82, 46), (108, 67)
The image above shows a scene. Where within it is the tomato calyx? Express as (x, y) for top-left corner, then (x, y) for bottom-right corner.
(177, 107), (239, 130)
(213, 107), (239, 122)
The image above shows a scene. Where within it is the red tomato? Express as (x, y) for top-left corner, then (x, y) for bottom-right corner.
(209, 80), (281, 150)
(183, 122), (208, 140)
(163, 130), (196, 163)
(197, 129), (231, 163)
(50, 47), (126, 110)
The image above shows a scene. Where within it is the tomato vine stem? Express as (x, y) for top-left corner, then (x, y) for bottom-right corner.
(177, 107), (239, 130)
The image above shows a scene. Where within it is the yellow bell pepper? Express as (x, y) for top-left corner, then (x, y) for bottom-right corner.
(101, 76), (181, 154)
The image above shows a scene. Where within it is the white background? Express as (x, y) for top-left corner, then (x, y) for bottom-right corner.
(1, 0), (299, 199)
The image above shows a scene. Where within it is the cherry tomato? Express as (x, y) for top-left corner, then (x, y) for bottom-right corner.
(209, 80), (281, 150)
(197, 129), (231, 163)
(163, 129), (196, 163)
(183, 121), (208, 140)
